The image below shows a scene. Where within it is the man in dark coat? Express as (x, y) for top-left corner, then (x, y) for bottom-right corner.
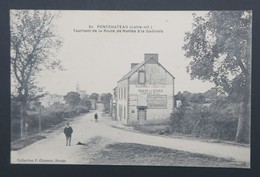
(64, 123), (73, 146)
(94, 113), (98, 123)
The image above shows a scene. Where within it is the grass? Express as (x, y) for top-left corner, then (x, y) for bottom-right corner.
(133, 124), (171, 134)
(90, 142), (249, 168)
(132, 124), (250, 147)
(11, 135), (46, 151)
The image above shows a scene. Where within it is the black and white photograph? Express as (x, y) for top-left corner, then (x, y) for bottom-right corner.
(10, 10), (251, 168)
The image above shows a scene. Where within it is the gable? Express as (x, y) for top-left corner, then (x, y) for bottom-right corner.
(118, 57), (175, 83)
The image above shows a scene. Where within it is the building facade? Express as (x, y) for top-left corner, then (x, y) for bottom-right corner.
(114, 53), (175, 125)
(89, 99), (97, 110)
(40, 92), (65, 107)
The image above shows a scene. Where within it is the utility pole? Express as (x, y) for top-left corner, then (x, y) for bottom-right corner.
(39, 107), (42, 134)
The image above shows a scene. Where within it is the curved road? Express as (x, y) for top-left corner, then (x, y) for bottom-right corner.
(11, 111), (250, 165)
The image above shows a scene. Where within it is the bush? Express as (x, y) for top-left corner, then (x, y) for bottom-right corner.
(11, 120), (21, 141)
(75, 105), (89, 114)
(170, 100), (239, 141)
(11, 102), (90, 141)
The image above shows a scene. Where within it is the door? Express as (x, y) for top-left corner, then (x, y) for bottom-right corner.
(138, 108), (146, 121)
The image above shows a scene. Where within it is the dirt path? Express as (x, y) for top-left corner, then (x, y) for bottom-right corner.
(11, 111), (250, 165)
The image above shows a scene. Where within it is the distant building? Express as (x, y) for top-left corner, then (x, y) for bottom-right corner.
(89, 99), (97, 110)
(176, 100), (182, 108)
(40, 92), (65, 107)
(114, 53), (175, 125)
(78, 90), (87, 99)
(96, 103), (105, 111)
(76, 83), (87, 99)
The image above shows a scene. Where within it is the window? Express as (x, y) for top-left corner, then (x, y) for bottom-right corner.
(123, 87), (124, 99)
(124, 87), (126, 99)
(124, 106), (126, 119)
(119, 105), (122, 120)
(138, 70), (146, 84)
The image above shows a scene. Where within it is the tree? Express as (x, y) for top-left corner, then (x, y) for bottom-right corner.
(89, 93), (99, 100)
(79, 97), (92, 110)
(10, 10), (63, 138)
(100, 93), (112, 113)
(175, 92), (183, 100)
(100, 93), (112, 102)
(183, 11), (251, 143)
(64, 92), (81, 107)
(190, 93), (205, 103)
(203, 88), (219, 100)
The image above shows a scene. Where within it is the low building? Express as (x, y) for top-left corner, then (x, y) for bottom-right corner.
(176, 100), (182, 108)
(96, 102), (105, 111)
(89, 99), (97, 110)
(114, 53), (175, 125)
(40, 92), (65, 107)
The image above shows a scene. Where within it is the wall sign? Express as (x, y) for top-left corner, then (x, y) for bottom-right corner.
(147, 95), (167, 109)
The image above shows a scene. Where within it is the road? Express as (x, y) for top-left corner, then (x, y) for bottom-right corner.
(11, 111), (250, 165)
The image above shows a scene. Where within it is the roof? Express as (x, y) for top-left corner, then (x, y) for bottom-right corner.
(118, 61), (145, 82)
(118, 58), (175, 82)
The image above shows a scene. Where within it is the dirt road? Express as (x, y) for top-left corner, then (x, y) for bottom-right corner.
(11, 111), (250, 166)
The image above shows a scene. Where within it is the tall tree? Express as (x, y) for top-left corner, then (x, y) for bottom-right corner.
(10, 10), (63, 138)
(183, 11), (251, 143)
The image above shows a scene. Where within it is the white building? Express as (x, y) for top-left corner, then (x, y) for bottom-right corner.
(40, 92), (65, 107)
(114, 53), (175, 125)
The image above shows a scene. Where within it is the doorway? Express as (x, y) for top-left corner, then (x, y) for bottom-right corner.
(138, 108), (146, 121)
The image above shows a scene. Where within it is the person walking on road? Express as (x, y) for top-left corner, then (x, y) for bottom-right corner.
(64, 123), (73, 146)
(94, 113), (98, 123)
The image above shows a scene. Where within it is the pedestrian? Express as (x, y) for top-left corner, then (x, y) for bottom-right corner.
(94, 113), (98, 123)
(64, 123), (73, 146)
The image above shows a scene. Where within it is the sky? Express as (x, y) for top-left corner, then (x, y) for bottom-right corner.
(37, 10), (214, 95)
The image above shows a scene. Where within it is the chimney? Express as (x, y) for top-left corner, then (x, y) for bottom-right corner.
(131, 63), (139, 69)
(144, 53), (158, 62)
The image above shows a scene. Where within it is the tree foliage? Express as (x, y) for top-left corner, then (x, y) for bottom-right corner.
(100, 93), (112, 102)
(10, 10), (63, 137)
(183, 11), (251, 143)
(171, 89), (240, 141)
(79, 97), (92, 110)
(183, 11), (251, 98)
(101, 93), (112, 113)
(89, 93), (99, 100)
(11, 10), (62, 102)
(64, 92), (81, 107)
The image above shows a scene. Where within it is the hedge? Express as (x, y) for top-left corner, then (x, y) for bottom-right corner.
(170, 103), (239, 141)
